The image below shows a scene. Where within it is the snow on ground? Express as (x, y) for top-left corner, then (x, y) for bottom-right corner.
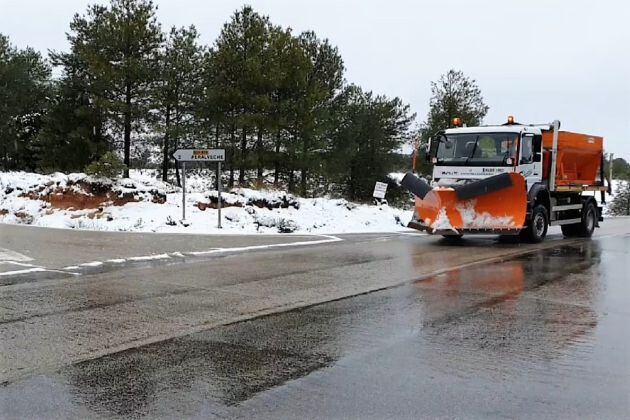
(2, 169), (622, 235)
(0, 170), (413, 234)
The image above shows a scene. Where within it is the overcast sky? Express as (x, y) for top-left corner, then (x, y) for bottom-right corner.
(2, 0), (629, 158)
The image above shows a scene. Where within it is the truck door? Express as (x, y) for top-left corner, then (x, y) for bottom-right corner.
(519, 133), (542, 191)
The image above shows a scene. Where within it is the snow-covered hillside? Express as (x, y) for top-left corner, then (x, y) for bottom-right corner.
(0, 171), (413, 234)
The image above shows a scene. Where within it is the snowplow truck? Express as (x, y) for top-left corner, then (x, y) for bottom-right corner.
(402, 117), (607, 242)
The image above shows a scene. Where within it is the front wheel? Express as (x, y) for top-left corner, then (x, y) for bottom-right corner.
(520, 204), (548, 243)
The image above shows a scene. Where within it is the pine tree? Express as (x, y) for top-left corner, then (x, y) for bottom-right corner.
(209, 6), (273, 186)
(293, 31), (344, 196)
(424, 69), (488, 139)
(36, 76), (109, 172)
(611, 158), (630, 180)
(61, 0), (163, 177)
(267, 27), (305, 186)
(0, 34), (51, 171)
(328, 85), (414, 200)
(608, 181), (630, 216)
(155, 26), (204, 183)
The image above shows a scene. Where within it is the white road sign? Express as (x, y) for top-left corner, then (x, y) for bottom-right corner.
(373, 181), (388, 199)
(173, 149), (225, 162)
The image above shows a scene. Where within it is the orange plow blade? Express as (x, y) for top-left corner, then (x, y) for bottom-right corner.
(414, 173), (527, 234)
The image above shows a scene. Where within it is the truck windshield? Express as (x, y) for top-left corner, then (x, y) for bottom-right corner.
(436, 132), (518, 165)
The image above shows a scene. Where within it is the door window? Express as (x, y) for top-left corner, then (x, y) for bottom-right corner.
(520, 135), (533, 164)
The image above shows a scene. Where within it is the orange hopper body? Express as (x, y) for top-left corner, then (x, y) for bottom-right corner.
(542, 131), (603, 188)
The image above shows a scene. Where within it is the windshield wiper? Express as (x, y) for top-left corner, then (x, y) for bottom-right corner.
(465, 135), (480, 163)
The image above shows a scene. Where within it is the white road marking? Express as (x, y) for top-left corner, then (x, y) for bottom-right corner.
(79, 261), (104, 267)
(0, 261), (40, 268)
(59, 235), (343, 273)
(128, 253), (171, 262)
(0, 248), (33, 262)
(186, 235), (343, 256)
(0, 268), (46, 277)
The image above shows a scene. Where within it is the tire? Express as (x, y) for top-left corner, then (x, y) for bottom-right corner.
(576, 201), (597, 237)
(560, 201), (597, 238)
(521, 204), (548, 243)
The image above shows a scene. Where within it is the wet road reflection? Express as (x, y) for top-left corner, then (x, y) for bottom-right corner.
(1, 236), (628, 419)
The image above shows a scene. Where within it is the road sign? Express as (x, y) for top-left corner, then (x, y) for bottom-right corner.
(173, 149), (225, 162)
(373, 181), (388, 199)
(174, 148), (226, 228)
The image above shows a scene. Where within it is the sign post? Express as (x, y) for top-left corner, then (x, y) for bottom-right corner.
(181, 161), (186, 222)
(217, 161), (222, 229)
(173, 149), (226, 227)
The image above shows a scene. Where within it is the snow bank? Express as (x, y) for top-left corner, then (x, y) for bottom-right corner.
(0, 171), (413, 234)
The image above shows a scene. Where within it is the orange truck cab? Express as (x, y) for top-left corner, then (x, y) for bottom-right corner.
(401, 118), (607, 242)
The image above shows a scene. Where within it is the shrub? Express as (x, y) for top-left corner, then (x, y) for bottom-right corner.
(608, 181), (630, 216)
(85, 152), (127, 179)
(277, 218), (298, 233)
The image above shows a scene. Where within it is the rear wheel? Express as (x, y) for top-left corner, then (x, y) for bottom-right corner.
(521, 204), (548, 243)
(561, 201), (597, 238)
(577, 201), (597, 237)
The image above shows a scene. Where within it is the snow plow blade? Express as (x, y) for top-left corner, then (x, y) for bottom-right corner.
(406, 173), (527, 235)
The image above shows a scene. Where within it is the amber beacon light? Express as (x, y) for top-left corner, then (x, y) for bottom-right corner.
(452, 117), (462, 127)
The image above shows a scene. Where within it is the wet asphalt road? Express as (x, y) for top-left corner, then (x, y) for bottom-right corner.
(1, 220), (629, 418)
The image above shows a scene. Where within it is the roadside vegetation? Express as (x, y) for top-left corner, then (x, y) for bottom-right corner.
(608, 181), (630, 216)
(0, 0), (492, 202)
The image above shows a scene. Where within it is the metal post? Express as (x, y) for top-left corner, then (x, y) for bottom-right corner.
(549, 120), (560, 191)
(609, 153), (614, 183)
(217, 161), (222, 228)
(181, 161), (186, 221)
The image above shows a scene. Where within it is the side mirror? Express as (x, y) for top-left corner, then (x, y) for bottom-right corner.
(533, 152), (542, 162)
(425, 135), (437, 162)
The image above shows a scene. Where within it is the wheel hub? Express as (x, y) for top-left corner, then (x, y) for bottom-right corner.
(534, 214), (545, 236)
(586, 209), (595, 231)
